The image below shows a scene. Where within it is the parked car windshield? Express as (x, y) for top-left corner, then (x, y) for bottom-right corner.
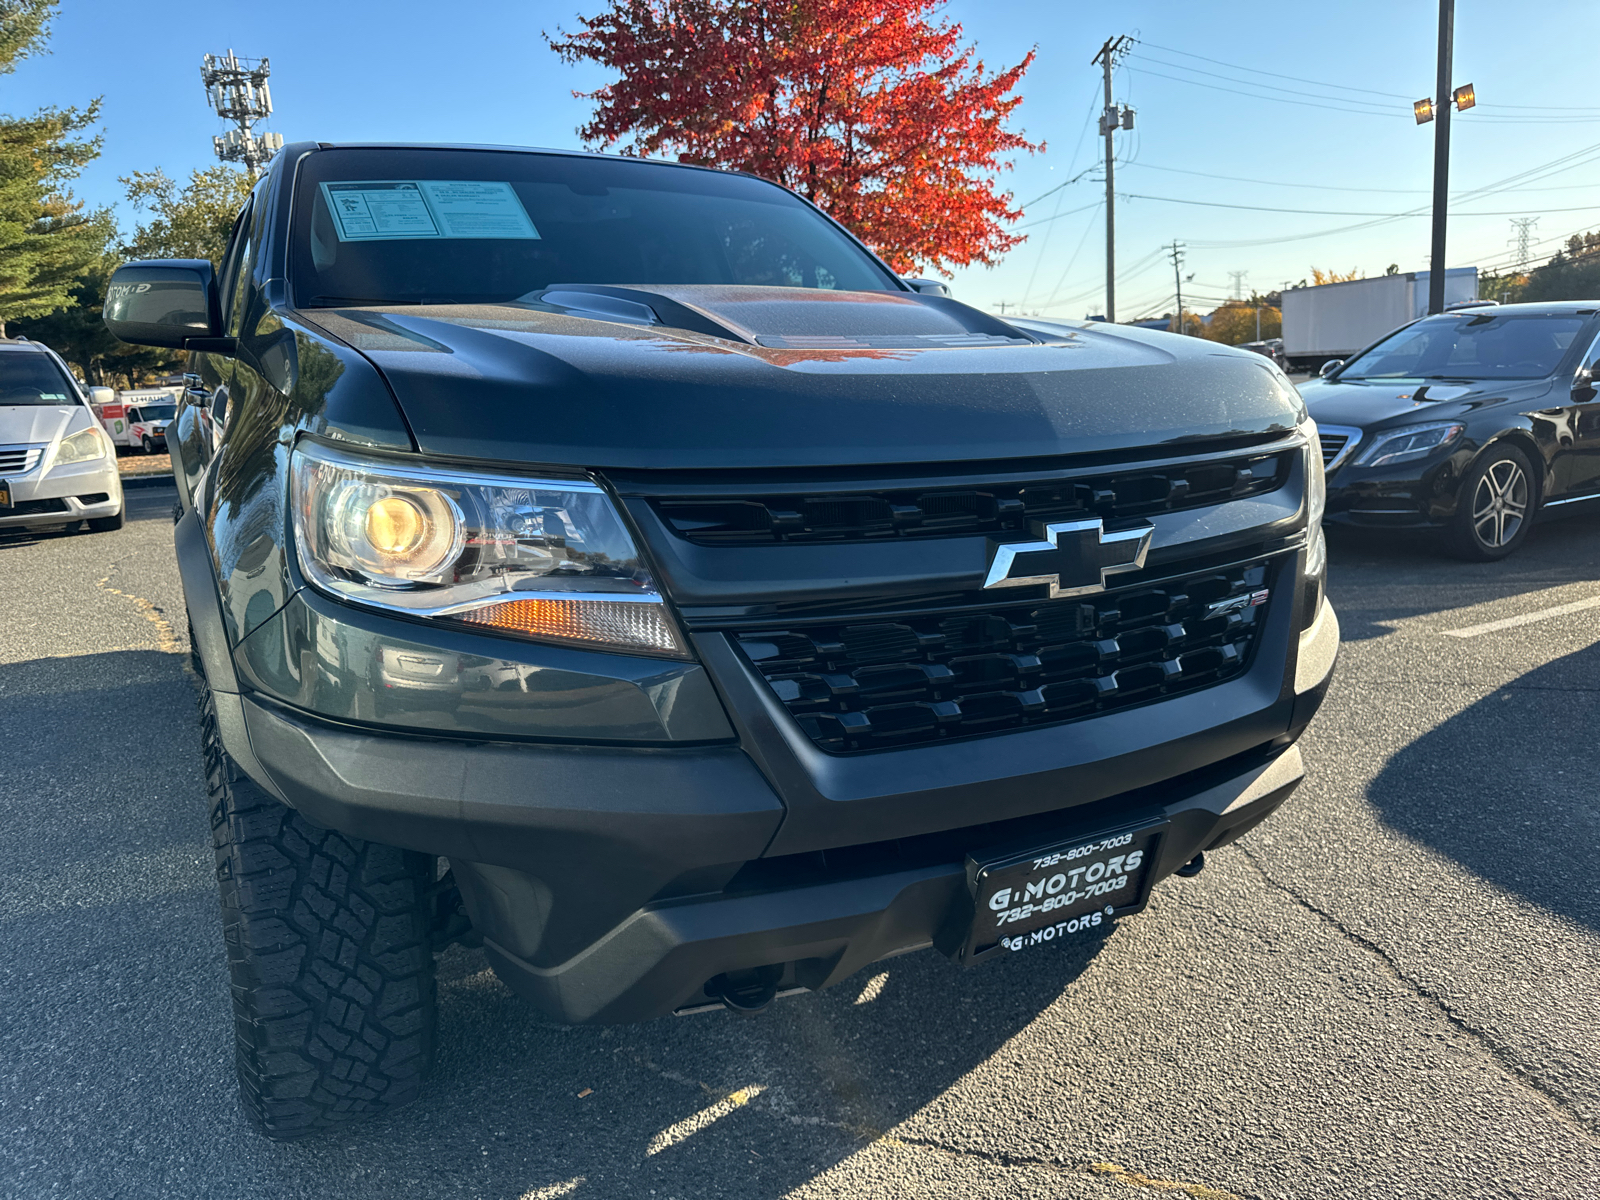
(1338, 312), (1588, 381)
(0, 352), (80, 405)
(289, 148), (900, 307)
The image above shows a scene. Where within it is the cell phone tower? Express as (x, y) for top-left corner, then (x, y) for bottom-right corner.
(201, 50), (284, 176)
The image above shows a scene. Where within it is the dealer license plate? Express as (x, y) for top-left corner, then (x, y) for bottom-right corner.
(0, 482), (10, 508)
(957, 821), (1166, 964)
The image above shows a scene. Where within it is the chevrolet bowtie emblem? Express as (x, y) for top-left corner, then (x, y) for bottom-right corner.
(983, 518), (1155, 599)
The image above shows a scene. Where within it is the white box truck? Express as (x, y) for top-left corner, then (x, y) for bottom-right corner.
(1281, 268), (1478, 373)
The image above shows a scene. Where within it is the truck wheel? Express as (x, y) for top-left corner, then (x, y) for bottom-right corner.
(197, 680), (438, 1139)
(1445, 444), (1536, 561)
(86, 510), (124, 532)
(142, 435), (154, 454)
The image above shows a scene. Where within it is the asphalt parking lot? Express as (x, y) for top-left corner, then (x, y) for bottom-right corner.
(3, 483), (1598, 1199)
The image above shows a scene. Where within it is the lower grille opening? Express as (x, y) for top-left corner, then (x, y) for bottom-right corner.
(2, 497), (69, 517)
(735, 559), (1278, 754)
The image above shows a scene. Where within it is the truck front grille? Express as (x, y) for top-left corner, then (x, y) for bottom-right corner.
(656, 451), (1291, 545)
(735, 560), (1275, 754)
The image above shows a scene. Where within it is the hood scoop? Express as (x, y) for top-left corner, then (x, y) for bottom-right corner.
(520, 283), (1034, 348)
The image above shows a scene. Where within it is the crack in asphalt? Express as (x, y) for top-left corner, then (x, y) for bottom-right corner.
(1238, 843), (1600, 1143)
(95, 553), (182, 654)
(613, 1046), (1243, 1198)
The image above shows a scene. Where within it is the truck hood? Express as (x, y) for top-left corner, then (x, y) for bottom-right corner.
(1300, 375), (1553, 432)
(0, 405), (81, 447)
(306, 287), (1305, 471)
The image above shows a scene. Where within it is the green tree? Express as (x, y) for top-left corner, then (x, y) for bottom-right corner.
(1205, 299), (1281, 345)
(0, 3), (112, 335)
(10, 249), (178, 384)
(120, 165), (253, 266)
(1518, 230), (1600, 303)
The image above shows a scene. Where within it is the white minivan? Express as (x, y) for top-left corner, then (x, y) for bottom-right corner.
(0, 339), (124, 533)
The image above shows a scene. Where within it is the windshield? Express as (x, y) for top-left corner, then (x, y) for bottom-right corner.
(1338, 312), (1588, 381)
(139, 404), (176, 421)
(0, 352), (79, 405)
(290, 148), (899, 307)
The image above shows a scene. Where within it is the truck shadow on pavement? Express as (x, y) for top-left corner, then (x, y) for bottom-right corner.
(1364, 636), (1600, 933)
(0, 646), (1120, 1199)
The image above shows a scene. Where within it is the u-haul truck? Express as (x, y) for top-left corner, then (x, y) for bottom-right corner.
(94, 386), (182, 453)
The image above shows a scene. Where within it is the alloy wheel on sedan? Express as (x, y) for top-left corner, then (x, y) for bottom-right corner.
(1471, 458), (1528, 549)
(1447, 444), (1537, 561)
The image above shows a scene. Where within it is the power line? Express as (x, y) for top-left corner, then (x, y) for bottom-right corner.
(1133, 36), (1600, 116)
(1133, 37), (1413, 102)
(1124, 161), (1600, 196)
(1020, 85), (1104, 310)
(1124, 64), (1413, 119)
(1127, 51), (1404, 114)
(1120, 192), (1600, 218)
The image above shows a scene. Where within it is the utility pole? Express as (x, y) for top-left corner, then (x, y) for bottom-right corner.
(1168, 241), (1186, 335)
(1092, 35), (1133, 323)
(1228, 270), (1247, 301)
(201, 50), (283, 177)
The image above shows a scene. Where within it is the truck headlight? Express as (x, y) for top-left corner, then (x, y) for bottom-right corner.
(1353, 421), (1464, 468)
(54, 426), (108, 465)
(290, 440), (687, 657)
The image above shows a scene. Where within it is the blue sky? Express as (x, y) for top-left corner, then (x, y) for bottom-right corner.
(12, 0), (1600, 319)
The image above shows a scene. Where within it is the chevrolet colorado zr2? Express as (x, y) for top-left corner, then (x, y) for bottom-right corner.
(103, 142), (1339, 1139)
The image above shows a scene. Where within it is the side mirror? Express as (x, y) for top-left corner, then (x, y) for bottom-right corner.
(1576, 361), (1599, 395)
(87, 385), (115, 406)
(1319, 359), (1345, 378)
(103, 259), (223, 350)
(902, 277), (951, 297)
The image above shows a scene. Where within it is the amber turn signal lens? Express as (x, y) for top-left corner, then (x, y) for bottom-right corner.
(365, 495), (427, 557)
(456, 597), (686, 655)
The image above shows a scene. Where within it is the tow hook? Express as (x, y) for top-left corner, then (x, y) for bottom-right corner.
(1175, 852), (1206, 878)
(710, 965), (782, 1015)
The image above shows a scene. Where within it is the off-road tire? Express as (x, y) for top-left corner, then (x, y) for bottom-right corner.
(1445, 443), (1537, 561)
(198, 680), (438, 1138)
(86, 510), (124, 532)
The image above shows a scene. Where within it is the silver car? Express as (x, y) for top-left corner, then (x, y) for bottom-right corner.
(0, 340), (124, 534)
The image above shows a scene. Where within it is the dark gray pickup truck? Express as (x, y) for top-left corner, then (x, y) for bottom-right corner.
(104, 142), (1338, 1139)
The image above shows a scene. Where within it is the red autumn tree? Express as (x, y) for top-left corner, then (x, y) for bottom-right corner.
(546, 0), (1039, 275)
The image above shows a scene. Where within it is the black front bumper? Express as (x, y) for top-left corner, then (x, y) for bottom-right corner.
(222, 594), (1338, 1024)
(1323, 450), (1470, 529)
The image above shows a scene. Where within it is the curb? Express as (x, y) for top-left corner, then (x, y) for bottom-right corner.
(121, 474), (176, 490)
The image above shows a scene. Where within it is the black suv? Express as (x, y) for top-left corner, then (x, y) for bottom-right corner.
(104, 143), (1338, 1139)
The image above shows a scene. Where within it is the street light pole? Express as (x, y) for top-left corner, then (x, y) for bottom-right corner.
(1428, 0), (1455, 315)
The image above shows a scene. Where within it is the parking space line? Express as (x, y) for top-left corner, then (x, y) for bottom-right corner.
(1440, 594), (1600, 638)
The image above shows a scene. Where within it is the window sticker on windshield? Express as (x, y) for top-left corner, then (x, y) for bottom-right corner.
(320, 181), (539, 242)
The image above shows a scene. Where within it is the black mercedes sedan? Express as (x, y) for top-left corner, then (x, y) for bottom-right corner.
(1300, 301), (1600, 559)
